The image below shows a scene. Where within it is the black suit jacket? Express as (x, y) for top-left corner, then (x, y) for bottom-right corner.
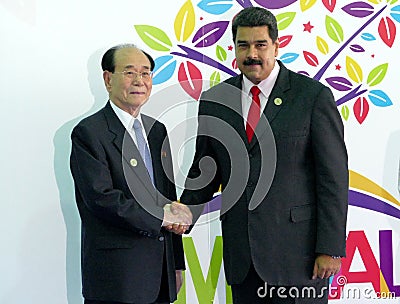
(181, 61), (348, 286)
(70, 102), (184, 303)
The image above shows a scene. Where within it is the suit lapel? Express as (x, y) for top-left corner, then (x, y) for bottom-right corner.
(103, 102), (157, 199)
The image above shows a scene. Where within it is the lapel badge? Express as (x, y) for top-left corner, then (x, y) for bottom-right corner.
(274, 97), (283, 106)
(130, 158), (138, 167)
(161, 151), (167, 158)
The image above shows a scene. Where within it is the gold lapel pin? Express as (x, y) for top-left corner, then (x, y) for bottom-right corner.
(130, 158), (138, 167)
(274, 97), (283, 106)
(161, 151), (167, 158)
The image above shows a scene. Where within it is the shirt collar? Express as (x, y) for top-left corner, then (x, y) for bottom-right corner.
(109, 100), (143, 130)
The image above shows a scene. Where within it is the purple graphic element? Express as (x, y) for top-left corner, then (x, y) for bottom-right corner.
(297, 70), (310, 76)
(349, 44), (365, 52)
(342, 2), (375, 18)
(235, 0), (253, 9)
(380, 230), (400, 297)
(349, 190), (400, 220)
(253, 0), (297, 9)
(336, 84), (367, 106)
(202, 190), (400, 221)
(326, 76), (353, 91)
(192, 21), (229, 48)
(171, 45), (238, 76)
(314, 5), (387, 81)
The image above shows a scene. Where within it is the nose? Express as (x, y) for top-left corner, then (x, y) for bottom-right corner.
(247, 45), (258, 58)
(131, 74), (144, 85)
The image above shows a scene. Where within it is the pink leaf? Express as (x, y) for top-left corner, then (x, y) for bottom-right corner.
(353, 97), (369, 124)
(378, 17), (396, 48)
(178, 62), (203, 100)
(279, 35), (293, 48)
(303, 51), (319, 67)
(322, 0), (336, 13)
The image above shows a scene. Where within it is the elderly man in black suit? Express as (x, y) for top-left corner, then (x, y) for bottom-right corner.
(70, 44), (192, 304)
(180, 7), (348, 304)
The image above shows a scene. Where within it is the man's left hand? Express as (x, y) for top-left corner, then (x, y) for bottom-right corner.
(312, 254), (341, 279)
(176, 270), (184, 293)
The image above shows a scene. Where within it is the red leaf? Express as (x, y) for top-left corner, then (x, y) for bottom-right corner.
(232, 58), (238, 69)
(353, 97), (369, 124)
(303, 51), (319, 67)
(178, 61), (203, 100)
(378, 17), (396, 48)
(278, 35), (293, 48)
(322, 0), (336, 13)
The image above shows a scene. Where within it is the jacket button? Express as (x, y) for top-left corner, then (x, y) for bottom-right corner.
(158, 236), (165, 242)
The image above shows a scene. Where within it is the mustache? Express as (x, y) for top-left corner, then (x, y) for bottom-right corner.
(243, 58), (263, 65)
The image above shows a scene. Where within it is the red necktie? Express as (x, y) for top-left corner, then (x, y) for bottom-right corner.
(246, 86), (261, 142)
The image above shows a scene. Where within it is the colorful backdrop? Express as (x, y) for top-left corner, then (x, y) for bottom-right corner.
(1, 0), (399, 303)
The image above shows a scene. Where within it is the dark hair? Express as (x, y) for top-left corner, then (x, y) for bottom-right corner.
(232, 7), (278, 43)
(101, 43), (155, 72)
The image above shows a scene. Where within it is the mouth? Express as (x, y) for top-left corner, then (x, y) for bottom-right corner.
(130, 91), (146, 95)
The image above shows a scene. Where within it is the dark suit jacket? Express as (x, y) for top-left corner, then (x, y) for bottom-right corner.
(181, 61), (348, 286)
(70, 102), (184, 303)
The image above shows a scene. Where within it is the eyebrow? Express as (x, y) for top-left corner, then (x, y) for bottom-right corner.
(236, 39), (269, 44)
(124, 64), (151, 70)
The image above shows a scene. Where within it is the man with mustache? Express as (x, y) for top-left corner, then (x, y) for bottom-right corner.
(180, 7), (348, 304)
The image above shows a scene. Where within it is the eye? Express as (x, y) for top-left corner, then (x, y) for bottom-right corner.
(125, 71), (135, 76)
(141, 72), (151, 78)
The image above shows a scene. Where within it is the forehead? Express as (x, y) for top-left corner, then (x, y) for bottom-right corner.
(235, 26), (272, 42)
(114, 48), (151, 69)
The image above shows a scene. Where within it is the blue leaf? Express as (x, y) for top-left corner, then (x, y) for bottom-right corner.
(152, 55), (177, 85)
(197, 0), (233, 15)
(368, 90), (393, 107)
(390, 5), (400, 23)
(279, 53), (299, 63)
(361, 33), (376, 41)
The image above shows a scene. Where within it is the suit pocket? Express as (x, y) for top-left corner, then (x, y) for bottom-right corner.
(95, 236), (137, 249)
(290, 204), (316, 223)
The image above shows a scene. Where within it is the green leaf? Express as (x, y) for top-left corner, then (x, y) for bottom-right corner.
(341, 105), (350, 121)
(210, 71), (221, 87)
(325, 15), (344, 43)
(276, 12), (296, 31)
(134, 25), (172, 51)
(216, 45), (227, 62)
(367, 63), (388, 87)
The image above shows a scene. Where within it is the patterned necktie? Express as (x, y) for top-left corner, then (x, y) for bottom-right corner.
(246, 86), (261, 142)
(133, 119), (154, 185)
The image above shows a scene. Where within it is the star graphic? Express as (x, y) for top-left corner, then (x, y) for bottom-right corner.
(303, 21), (314, 33)
(228, 45), (233, 51)
(335, 64), (341, 71)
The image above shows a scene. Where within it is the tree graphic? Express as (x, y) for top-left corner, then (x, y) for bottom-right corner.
(134, 0), (399, 124)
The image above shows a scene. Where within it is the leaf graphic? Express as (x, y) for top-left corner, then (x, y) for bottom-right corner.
(361, 33), (376, 41)
(216, 45), (227, 61)
(134, 25), (172, 51)
(346, 56), (363, 83)
(232, 58), (238, 69)
(253, 0), (297, 9)
(325, 15), (344, 43)
(298, 71), (311, 76)
(353, 97), (369, 124)
(279, 35), (293, 48)
(378, 17), (397, 47)
(316, 36), (329, 54)
(197, 0), (233, 15)
(349, 44), (365, 52)
(367, 0), (380, 4)
(174, 0), (195, 42)
(279, 53), (299, 63)
(341, 105), (350, 121)
(303, 51), (319, 66)
(367, 63), (388, 86)
(391, 5), (400, 23)
(389, 0), (399, 5)
(300, 0), (317, 12)
(210, 71), (221, 87)
(322, 0), (336, 12)
(152, 55), (177, 85)
(192, 21), (229, 48)
(276, 12), (296, 30)
(341, 2), (374, 18)
(178, 61), (203, 100)
(368, 90), (393, 107)
(325, 76), (353, 91)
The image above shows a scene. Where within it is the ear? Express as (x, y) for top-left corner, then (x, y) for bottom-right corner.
(274, 39), (280, 57)
(103, 71), (112, 92)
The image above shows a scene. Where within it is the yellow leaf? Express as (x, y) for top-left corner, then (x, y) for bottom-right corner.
(316, 36), (329, 55)
(300, 0), (317, 11)
(367, 0), (381, 4)
(174, 0), (196, 42)
(346, 56), (363, 83)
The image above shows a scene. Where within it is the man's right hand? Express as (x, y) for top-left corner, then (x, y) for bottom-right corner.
(162, 201), (192, 235)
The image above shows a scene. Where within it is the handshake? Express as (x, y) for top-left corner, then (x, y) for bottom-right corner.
(162, 201), (193, 235)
